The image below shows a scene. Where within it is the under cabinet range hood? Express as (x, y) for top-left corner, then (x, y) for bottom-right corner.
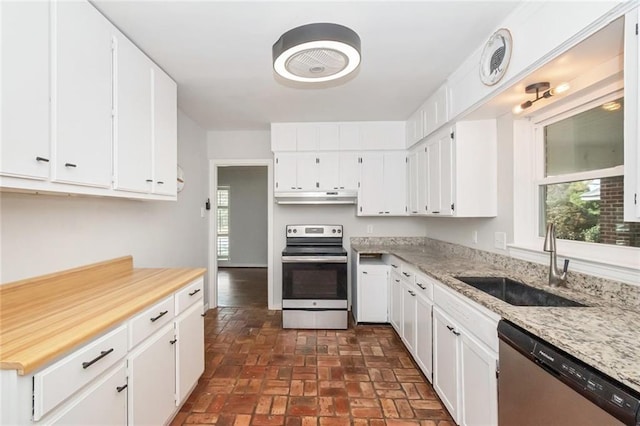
(274, 190), (357, 205)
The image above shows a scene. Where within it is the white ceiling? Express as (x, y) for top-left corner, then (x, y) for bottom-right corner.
(92, 1), (522, 131)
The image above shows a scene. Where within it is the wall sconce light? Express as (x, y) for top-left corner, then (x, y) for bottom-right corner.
(512, 81), (570, 114)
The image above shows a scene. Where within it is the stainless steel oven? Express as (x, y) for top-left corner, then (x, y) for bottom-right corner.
(281, 225), (348, 329)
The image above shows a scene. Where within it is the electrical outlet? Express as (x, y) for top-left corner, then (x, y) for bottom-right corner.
(366, 225), (374, 234)
(472, 230), (478, 244)
(494, 232), (507, 250)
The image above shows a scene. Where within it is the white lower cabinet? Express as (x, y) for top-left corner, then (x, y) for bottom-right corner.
(414, 291), (433, 381)
(432, 284), (499, 426)
(401, 279), (417, 353)
(356, 263), (389, 323)
(175, 302), (205, 404)
(47, 364), (127, 426)
(389, 269), (403, 333)
(128, 323), (176, 426)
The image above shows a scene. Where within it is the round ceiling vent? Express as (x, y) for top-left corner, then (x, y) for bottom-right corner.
(273, 23), (361, 83)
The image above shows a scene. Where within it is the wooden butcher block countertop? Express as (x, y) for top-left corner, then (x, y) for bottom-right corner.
(0, 256), (206, 375)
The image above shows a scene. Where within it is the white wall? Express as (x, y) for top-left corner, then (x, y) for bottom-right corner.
(1, 111), (209, 292)
(207, 130), (272, 160)
(423, 112), (514, 253)
(217, 166), (268, 267)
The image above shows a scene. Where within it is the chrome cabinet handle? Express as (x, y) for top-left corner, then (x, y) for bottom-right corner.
(189, 288), (201, 296)
(82, 348), (113, 369)
(150, 310), (168, 322)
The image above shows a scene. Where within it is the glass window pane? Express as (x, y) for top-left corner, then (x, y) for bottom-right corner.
(541, 176), (640, 247)
(217, 188), (229, 207)
(217, 236), (229, 260)
(544, 97), (623, 176)
(217, 209), (228, 234)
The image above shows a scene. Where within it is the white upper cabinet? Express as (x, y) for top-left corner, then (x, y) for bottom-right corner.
(360, 122), (405, 150)
(152, 65), (178, 197)
(317, 152), (340, 190)
(338, 123), (361, 150)
(624, 7), (640, 222)
(338, 152), (360, 190)
(0, 1), (51, 180)
(296, 124), (318, 151)
(113, 33), (153, 193)
(271, 124), (298, 151)
(358, 151), (406, 216)
(407, 150), (419, 214)
(317, 124), (340, 151)
(52, 0), (113, 188)
(406, 84), (450, 149)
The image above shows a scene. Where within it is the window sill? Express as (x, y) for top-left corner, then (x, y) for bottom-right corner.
(508, 243), (640, 286)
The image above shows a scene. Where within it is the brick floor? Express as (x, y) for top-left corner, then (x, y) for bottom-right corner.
(170, 307), (454, 426)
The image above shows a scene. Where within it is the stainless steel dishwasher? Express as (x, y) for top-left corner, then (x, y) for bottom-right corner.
(498, 320), (640, 426)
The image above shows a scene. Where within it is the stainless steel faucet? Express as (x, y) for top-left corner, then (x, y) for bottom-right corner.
(543, 223), (569, 287)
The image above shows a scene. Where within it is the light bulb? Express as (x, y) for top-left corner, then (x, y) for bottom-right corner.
(551, 82), (570, 95)
(512, 104), (524, 114)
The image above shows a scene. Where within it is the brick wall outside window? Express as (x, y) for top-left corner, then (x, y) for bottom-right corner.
(600, 176), (640, 247)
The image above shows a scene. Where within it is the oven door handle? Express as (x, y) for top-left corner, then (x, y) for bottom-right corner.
(282, 256), (348, 263)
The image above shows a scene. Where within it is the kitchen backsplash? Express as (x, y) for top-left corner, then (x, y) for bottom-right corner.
(352, 236), (640, 311)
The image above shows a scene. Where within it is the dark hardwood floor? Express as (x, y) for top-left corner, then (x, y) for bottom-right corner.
(217, 267), (268, 307)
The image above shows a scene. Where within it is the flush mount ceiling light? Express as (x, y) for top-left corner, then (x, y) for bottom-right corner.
(513, 81), (571, 114)
(272, 23), (361, 83)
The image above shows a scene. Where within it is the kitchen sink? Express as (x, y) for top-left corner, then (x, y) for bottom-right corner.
(454, 276), (587, 307)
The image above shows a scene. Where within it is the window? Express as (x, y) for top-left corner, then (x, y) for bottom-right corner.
(217, 186), (230, 261)
(536, 94), (639, 248)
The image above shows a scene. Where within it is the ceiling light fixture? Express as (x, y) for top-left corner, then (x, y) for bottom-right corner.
(512, 81), (571, 114)
(272, 23), (361, 83)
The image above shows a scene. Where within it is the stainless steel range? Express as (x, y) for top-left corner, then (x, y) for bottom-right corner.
(281, 225), (348, 329)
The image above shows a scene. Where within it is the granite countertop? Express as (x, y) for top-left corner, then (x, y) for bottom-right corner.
(352, 243), (640, 394)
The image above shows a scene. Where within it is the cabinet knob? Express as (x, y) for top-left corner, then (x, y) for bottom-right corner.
(64, 162), (77, 168)
(116, 384), (128, 393)
(35, 156), (50, 163)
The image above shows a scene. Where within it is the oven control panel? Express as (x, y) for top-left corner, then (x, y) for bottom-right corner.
(286, 225), (342, 237)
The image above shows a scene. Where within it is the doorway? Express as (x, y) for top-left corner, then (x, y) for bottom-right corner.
(208, 159), (274, 310)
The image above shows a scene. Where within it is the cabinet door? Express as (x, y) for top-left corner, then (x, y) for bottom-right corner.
(296, 153), (318, 190)
(49, 364), (127, 426)
(338, 152), (360, 191)
(176, 303), (205, 405)
(317, 152), (340, 190)
(433, 308), (460, 423)
(52, 0), (112, 187)
(296, 124), (318, 151)
(440, 133), (454, 215)
(401, 281), (417, 354)
(407, 151), (419, 214)
(460, 333), (498, 426)
(128, 324), (176, 426)
(433, 85), (449, 129)
(383, 151), (407, 215)
(152, 66), (178, 196)
(274, 153), (298, 191)
(113, 34), (152, 193)
(389, 271), (403, 333)
(271, 124), (297, 151)
(317, 124), (339, 151)
(358, 153), (385, 215)
(0, 1), (50, 179)
(426, 139), (441, 214)
(415, 295), (433, 382)
(339, 123), (361, 150)
(358, 267), (388, 323)
(417, 146), (428, 214)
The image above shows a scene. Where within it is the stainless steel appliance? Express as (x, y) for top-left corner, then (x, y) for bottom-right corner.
(281, 225), (348, 329)
(498, 320), (640, 426)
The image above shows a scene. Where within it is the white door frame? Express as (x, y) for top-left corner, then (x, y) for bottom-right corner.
(208, 159), (275, 310)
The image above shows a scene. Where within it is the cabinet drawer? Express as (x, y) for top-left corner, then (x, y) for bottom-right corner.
(434, 284), (498, 351)
(175, 277), (204, 315)
(33, 324), (127, 421)
(129, 296), (174, 349)
(414, 272), (434, 301)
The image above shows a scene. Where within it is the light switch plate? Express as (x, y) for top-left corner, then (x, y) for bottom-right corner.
(494, 232), (507, 250)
